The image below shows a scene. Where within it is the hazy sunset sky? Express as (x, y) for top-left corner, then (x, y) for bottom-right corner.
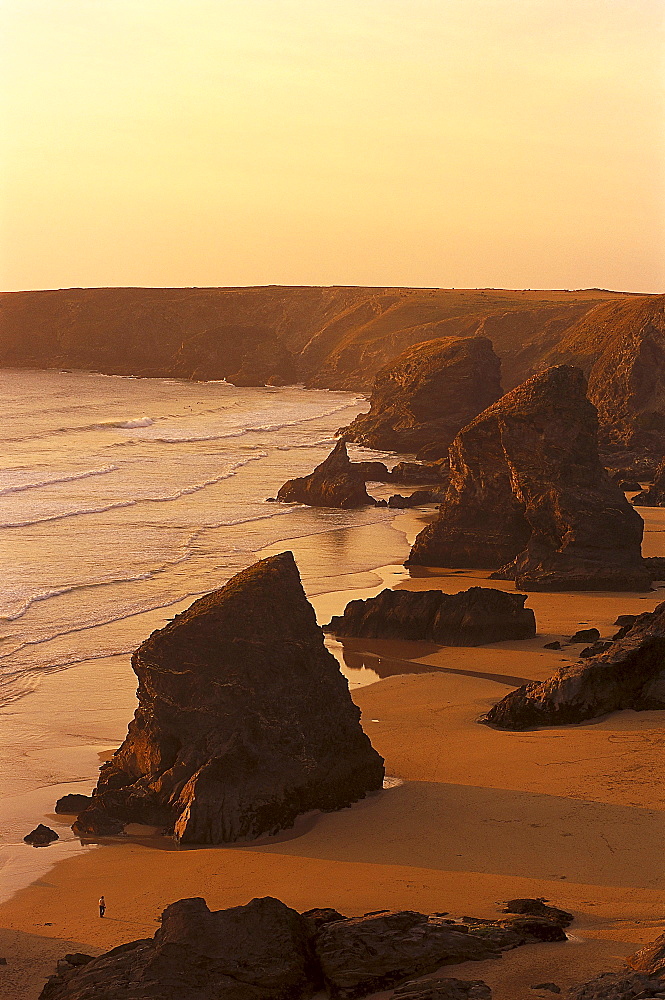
(2, 0), (663, 292)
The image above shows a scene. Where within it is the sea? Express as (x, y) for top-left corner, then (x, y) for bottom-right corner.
(0, 368), (410, 711)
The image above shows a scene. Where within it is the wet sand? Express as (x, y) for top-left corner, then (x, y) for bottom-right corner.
(0, 507), (663, 999)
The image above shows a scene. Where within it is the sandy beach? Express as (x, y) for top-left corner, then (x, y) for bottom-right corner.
(0, 506), (663, 1000)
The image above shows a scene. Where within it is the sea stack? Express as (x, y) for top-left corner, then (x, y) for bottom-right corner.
(339, 335), (502, 460)
(73, 552), (384, 844)
(407, 366), (650, 591)
(276, 440), (375, 508)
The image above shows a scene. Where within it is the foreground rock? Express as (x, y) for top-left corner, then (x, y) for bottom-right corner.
(393, 978), (492, 1000)
(627, 929), (665, 977)
(277, 441), (375, 508)
(339, 336), (502, 459)
(73, 552), (384, 843)
(633, 458), (665, 506)
(54, 794), (92, 815)
(324, 588), (536, 645)
(24, 824), (59, 846)
(40, 896), (317, 1000)
(407, 366), (650, 591)
(499, 898), (573, 927)
(483, 600), (665, 729)
(568, 969), (665, 999)
(313, 911), (497, 999)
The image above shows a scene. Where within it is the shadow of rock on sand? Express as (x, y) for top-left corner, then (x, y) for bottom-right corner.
(248, 780), (664, 892)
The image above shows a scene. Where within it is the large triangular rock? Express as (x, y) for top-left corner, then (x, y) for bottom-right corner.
(277, 440), (374, 508)
(407, 366), (650, 591)
(73, 552), (384, 843)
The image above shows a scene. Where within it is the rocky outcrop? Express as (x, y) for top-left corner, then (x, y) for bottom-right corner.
(54, 794), (92, 815)
(389, 460), (450, 484)
(498, 898), (573, 927)
(568, 970), (665, 999)
(277, 441), (375, 508)
(24, 825), (58, 846)
(339, 336), (502, 459)
(72, 552), (384, 844)
(324, 588), (536, 645)
(627, 930), (665, 978)
(407, 366), (650, 592)
(387, 490), (447, 508)
(40, 896), (318, 1000)
(482, 600), (665, 729)
(313, 911), (496, 999)
(633, 458), (665, 506)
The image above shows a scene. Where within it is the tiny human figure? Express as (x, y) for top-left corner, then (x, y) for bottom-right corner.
(99, 895), (106, 918)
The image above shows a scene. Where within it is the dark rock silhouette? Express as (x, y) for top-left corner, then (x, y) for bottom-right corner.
(633, 458), (665, 506)
(24, 824), (59, 847)
(277, 441), (375, 508)
(568, 969), (665, 999)
(627, 929), (665, 977)
(407, 366), (650, 592)
(39, 896), (318, 1000)
(54, 794), (92, 815)
(482, 600), (665, 729)
(388, 490), (447, 508)
(568, 628), (600, 644)
(72, 552), (384, 843)
(313, 911), (497, 999)
(389, 460), (450, 485)
(499, 898), (573, 927)
(324, 588), (535, 645)
(339, 336), (502, 459)
(391, 977), (492, 1000)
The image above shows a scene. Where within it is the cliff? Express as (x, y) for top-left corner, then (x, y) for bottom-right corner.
(72, 552), (384, 843)
(407, 366), (650, 591)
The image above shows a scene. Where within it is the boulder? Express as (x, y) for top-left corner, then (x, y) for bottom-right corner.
(24, 824), (59, 846)
(39, 896), (318, 1000)
(73, 552), (384, 843)
(499, 898), (573, 927)
(277, 441), (375, 508)
(407, 366), (650, 592)
(627, 929), (665, 977)
(618, 480), (641, 492)
(54, 794), (92, 815)
(568, 969), (665, 999)
(313, 910), (497, 999)
(482, 600), (665, 729)
(350, 461), (391, 482)
(392, 978), (492, 1000)
(324, 587), (535, 645)
(633, 458), (665, 507)
(339, 336), (502, 459)
(568, 628), (600, 644)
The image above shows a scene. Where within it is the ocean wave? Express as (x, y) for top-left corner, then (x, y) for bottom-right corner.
(0, 454), (267, 530)
(0, 464), (119, 497)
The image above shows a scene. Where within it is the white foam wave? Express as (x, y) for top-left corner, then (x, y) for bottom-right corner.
(0, 464), (119, 497)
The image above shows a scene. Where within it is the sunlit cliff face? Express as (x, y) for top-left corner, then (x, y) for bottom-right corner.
(1, 0), (663, 293)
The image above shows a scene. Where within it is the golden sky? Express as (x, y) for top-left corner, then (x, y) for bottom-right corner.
(1, 0), (663, 292)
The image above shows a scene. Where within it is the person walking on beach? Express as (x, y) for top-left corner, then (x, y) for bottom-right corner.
(99, 895), (106, 918)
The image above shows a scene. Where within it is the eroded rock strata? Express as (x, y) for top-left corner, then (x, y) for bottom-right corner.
(73, 552), (384, 843)
(339, 336), (502, 460)
(324, 588), (535, 645)
(482, 600), (665, 729)
(407, 366), (650, 592)
(277, 441), (375, 508)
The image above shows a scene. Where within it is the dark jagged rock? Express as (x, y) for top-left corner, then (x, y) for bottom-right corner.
(499, 898), (573, 927)
(482, 600), (665, 729)
(313, 911), (497, 1000)
(388, 490), (446, 508)
(24, 824), (59, 846)
(339, 336), (502, 459)
(618, 480), (641, 492)
(543, 641), (561, 650)
(39, 896), (318, 1000)
(568, 628), (600, 644)
(627, 929), (665, 977)
(54, 794), (92, 815)
(646, 556), (665, 580)
(580, 641), (611, 658)
(568, 969), (665, 999)
(407, 366), (650, 592)
(633, 458), (665, 507)
(73, 552), (384, 844)
(301, 909), (347, 935)
(497, 917), (566, 942)
(277, 441), (375, 508)
(615, 614), (638, 628)
(392, 977), (492, 1000)
(323, 587), (536, 645)
(389, 460), (450, 485)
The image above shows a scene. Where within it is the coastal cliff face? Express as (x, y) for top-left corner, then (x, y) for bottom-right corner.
(482, 601), (665, 728)
(73, 552), (384, 844)
(338, 336), (502, 459)
(407, 366), (650, 591)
